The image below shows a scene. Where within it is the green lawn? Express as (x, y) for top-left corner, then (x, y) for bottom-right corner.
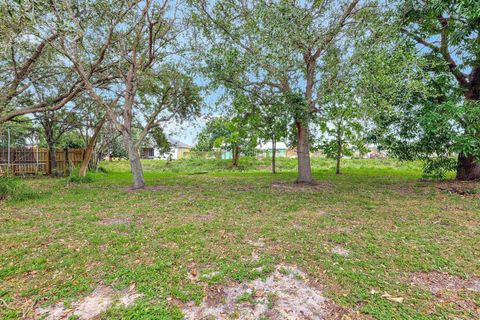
(0, 158), (478, 319)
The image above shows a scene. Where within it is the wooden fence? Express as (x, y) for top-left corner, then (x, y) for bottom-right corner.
(0, 148), (85, 176)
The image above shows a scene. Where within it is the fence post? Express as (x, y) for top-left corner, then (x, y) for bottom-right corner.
(47, 148), (52, 175)
(63, 149), (67, 176)
(7, 128), (11, 176)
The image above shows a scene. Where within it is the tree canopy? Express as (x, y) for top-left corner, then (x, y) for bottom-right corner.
(1, 0), (479, 183)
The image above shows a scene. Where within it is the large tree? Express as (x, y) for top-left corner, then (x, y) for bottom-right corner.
(54, 0), (201, 188)
(190, 0), (369, 183)
(317, 47), (367, 175)
(360, 0), (480, 180)
(398, 0), (480, 179)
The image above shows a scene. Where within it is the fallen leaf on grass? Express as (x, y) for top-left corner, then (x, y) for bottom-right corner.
(381, 293), (404, 303)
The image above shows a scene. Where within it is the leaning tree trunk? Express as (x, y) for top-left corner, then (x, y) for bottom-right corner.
(296, 120), (313, 183)
(456, 90), (480, 180)
(232, 146), (240, 167)
(79, 116), (106, 177)
(123, 132), (145, 189)
(272, 137), (276, 174)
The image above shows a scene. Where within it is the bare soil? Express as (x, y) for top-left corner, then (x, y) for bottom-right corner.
(181, 264), (350, 320)
(34, 284), (142, 320)
(332, 245), (350, 257)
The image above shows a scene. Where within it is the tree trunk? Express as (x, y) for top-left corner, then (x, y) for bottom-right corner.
(123, 132), (145, 189)
(456, 90), (480, 180)
(232, 146), (240, 167)
(47, 139), (57, 176)
(42, 116), (58, 176)
(336, 155), (341, 175)
(336, 128), (342, 175)
(79, 116), (106, 177)
(272, 137), (276, 174)
(296, 120), (313, 183)
(456, 153), (480, 180)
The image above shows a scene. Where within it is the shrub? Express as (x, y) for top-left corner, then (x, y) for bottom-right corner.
(0, 176), (37, 201)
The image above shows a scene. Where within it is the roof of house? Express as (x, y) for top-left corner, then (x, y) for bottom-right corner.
(168, 138), (191, 149)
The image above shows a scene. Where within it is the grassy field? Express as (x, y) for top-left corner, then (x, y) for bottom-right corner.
(0, 157), (479, 319)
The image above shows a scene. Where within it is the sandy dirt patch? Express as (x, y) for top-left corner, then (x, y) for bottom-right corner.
(332, 245), (350, 257)
(247, 238), (266, 248)
(35, 284), (142, 320)
(181, 264), (346, 320)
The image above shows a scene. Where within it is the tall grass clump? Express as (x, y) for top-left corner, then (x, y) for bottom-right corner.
(0, 176), (37, 201)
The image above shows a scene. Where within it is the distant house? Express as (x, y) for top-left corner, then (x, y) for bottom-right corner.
(220, 148), (233, 160)
(364, 143), (386, 159)
(257, 141), (288, 158)
(141, 138), (191, 160)
(220, 141), (291, 159)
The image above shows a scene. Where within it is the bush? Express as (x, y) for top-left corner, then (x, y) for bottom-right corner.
(0, 176), (37, 201)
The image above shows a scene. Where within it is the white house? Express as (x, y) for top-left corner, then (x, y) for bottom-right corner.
(256, 141), (289, 158)
(141, 138), (191, 160)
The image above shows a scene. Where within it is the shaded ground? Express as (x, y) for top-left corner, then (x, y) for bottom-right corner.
(271, 181), (333, 192)
(411, 272), (480, 294)
(436, 180), (480, 197)
(122, 185), (169, 193)
(409, 272), (480, 318)
(0, 159), (479, 319)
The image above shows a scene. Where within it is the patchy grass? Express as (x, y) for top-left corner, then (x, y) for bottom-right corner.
(0, 158), (478, 319)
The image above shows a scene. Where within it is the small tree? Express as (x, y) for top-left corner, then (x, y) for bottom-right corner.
(196, 114), (257, 168)
(36, 109), (79, 175)
(194, 118), (228, 152)
(319, 111), (367, 175)
(317, 47), (367, 174)
(234, 92), (290, 174)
